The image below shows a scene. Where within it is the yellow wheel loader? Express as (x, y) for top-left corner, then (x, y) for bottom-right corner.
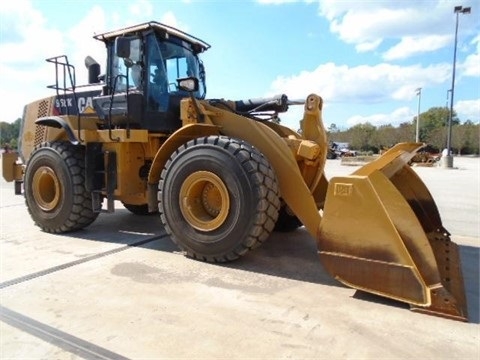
(2, 22), (467, 321)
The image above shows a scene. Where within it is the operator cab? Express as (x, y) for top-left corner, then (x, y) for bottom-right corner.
(92, 21), (209, 132)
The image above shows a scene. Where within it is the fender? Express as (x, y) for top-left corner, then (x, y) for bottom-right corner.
(147, 123), (220, 212)
(35, 116), (79, 145)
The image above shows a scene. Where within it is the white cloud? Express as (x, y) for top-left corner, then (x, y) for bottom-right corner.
(266, 61), (450, 129)
(356, 39), (382, 53)
(258, 0), (479, 62)
(319, 0), (374, 20)
(342, 99), (480, 127)
(329, 7), (418, 48)
(129, 0), (154, 17)
(346, 107), (412, 127)
(278, 105), (305, 131)
(383, 35), (451, 61)
(319, 2), (425, 46)
(268, 62), (451, 104)
(267, 60), (458, 129)
(462, 35), (480, 77)
(0, 61), (54, 122)
(318, 1), (479, 60)
(456, 99), (480, 123)
(159, 11), (189, 32)
(66, 6), (108, 85)
(0, 1), (65, 64)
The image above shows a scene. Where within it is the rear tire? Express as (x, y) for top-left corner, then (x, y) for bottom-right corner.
(159, 136), (280, 262)
(24, 142), (98, 233)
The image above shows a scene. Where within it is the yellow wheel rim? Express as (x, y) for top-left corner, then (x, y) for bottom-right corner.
(32, 166), (61, 212)
(179, 171), (230, 232)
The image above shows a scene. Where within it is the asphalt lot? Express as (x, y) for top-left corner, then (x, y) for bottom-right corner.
(0, 156), (479, 359)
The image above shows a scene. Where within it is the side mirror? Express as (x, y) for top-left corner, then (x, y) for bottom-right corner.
(115, 36), (142, 69)
(115, 37), (131, 59)
(178, 77), (203, 122)
(178, 77), (199, 92)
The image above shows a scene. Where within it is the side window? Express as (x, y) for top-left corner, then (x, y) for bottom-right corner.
(114, 58), (127, 90)
(112, 38), (143, 91)
(129, 39), (142, 63)
(146, 34), (168, 111)
(166, 57), (188, 92)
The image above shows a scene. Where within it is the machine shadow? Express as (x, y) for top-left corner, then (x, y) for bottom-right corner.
(222, 228), (342, 288)
(55, 208), (171, 247)
(62, 208), (479, 322)
(62, 209), (341, 289)
(459, 245), (480, 323)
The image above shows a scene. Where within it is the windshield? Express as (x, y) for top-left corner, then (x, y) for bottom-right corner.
(146, 34), (205, 111)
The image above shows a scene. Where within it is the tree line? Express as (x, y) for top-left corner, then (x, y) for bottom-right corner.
(0, 118), (21, 151)
(328, 107), (479, 155)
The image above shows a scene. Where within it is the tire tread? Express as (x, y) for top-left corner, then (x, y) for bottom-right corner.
(25, 142), (98, 233)
(160, 136), (280, 263)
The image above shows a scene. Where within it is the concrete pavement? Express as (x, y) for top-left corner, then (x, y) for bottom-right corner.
(1, 156), (479, 359)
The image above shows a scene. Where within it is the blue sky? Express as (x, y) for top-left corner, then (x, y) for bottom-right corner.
(0, 0), (479, 131)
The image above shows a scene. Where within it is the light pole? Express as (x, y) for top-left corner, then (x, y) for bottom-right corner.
(444, 5), (471, 168)
(415, 87), (422, 143)
(445, 89), (452, 130)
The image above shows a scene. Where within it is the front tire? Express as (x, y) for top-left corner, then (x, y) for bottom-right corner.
(159, 136), (280, 262)
(24, 142), (98, 233)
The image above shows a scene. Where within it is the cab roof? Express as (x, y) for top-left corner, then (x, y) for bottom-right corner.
(93, 21), (211, 53)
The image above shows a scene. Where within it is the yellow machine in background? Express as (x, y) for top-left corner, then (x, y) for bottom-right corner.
(2, 22), (467, 321)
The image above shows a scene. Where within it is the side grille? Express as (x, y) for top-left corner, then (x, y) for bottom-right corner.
(34, 99), (50, 147)
(37, 99), (49, 117)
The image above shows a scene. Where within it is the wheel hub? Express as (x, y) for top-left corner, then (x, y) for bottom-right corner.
(32, 166), (61, 212)
(179, 171), (230, 232)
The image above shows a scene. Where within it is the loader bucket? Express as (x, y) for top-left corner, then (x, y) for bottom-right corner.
(317, 143), (468, 321)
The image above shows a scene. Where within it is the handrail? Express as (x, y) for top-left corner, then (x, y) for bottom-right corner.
(46, 55), (84, 142)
